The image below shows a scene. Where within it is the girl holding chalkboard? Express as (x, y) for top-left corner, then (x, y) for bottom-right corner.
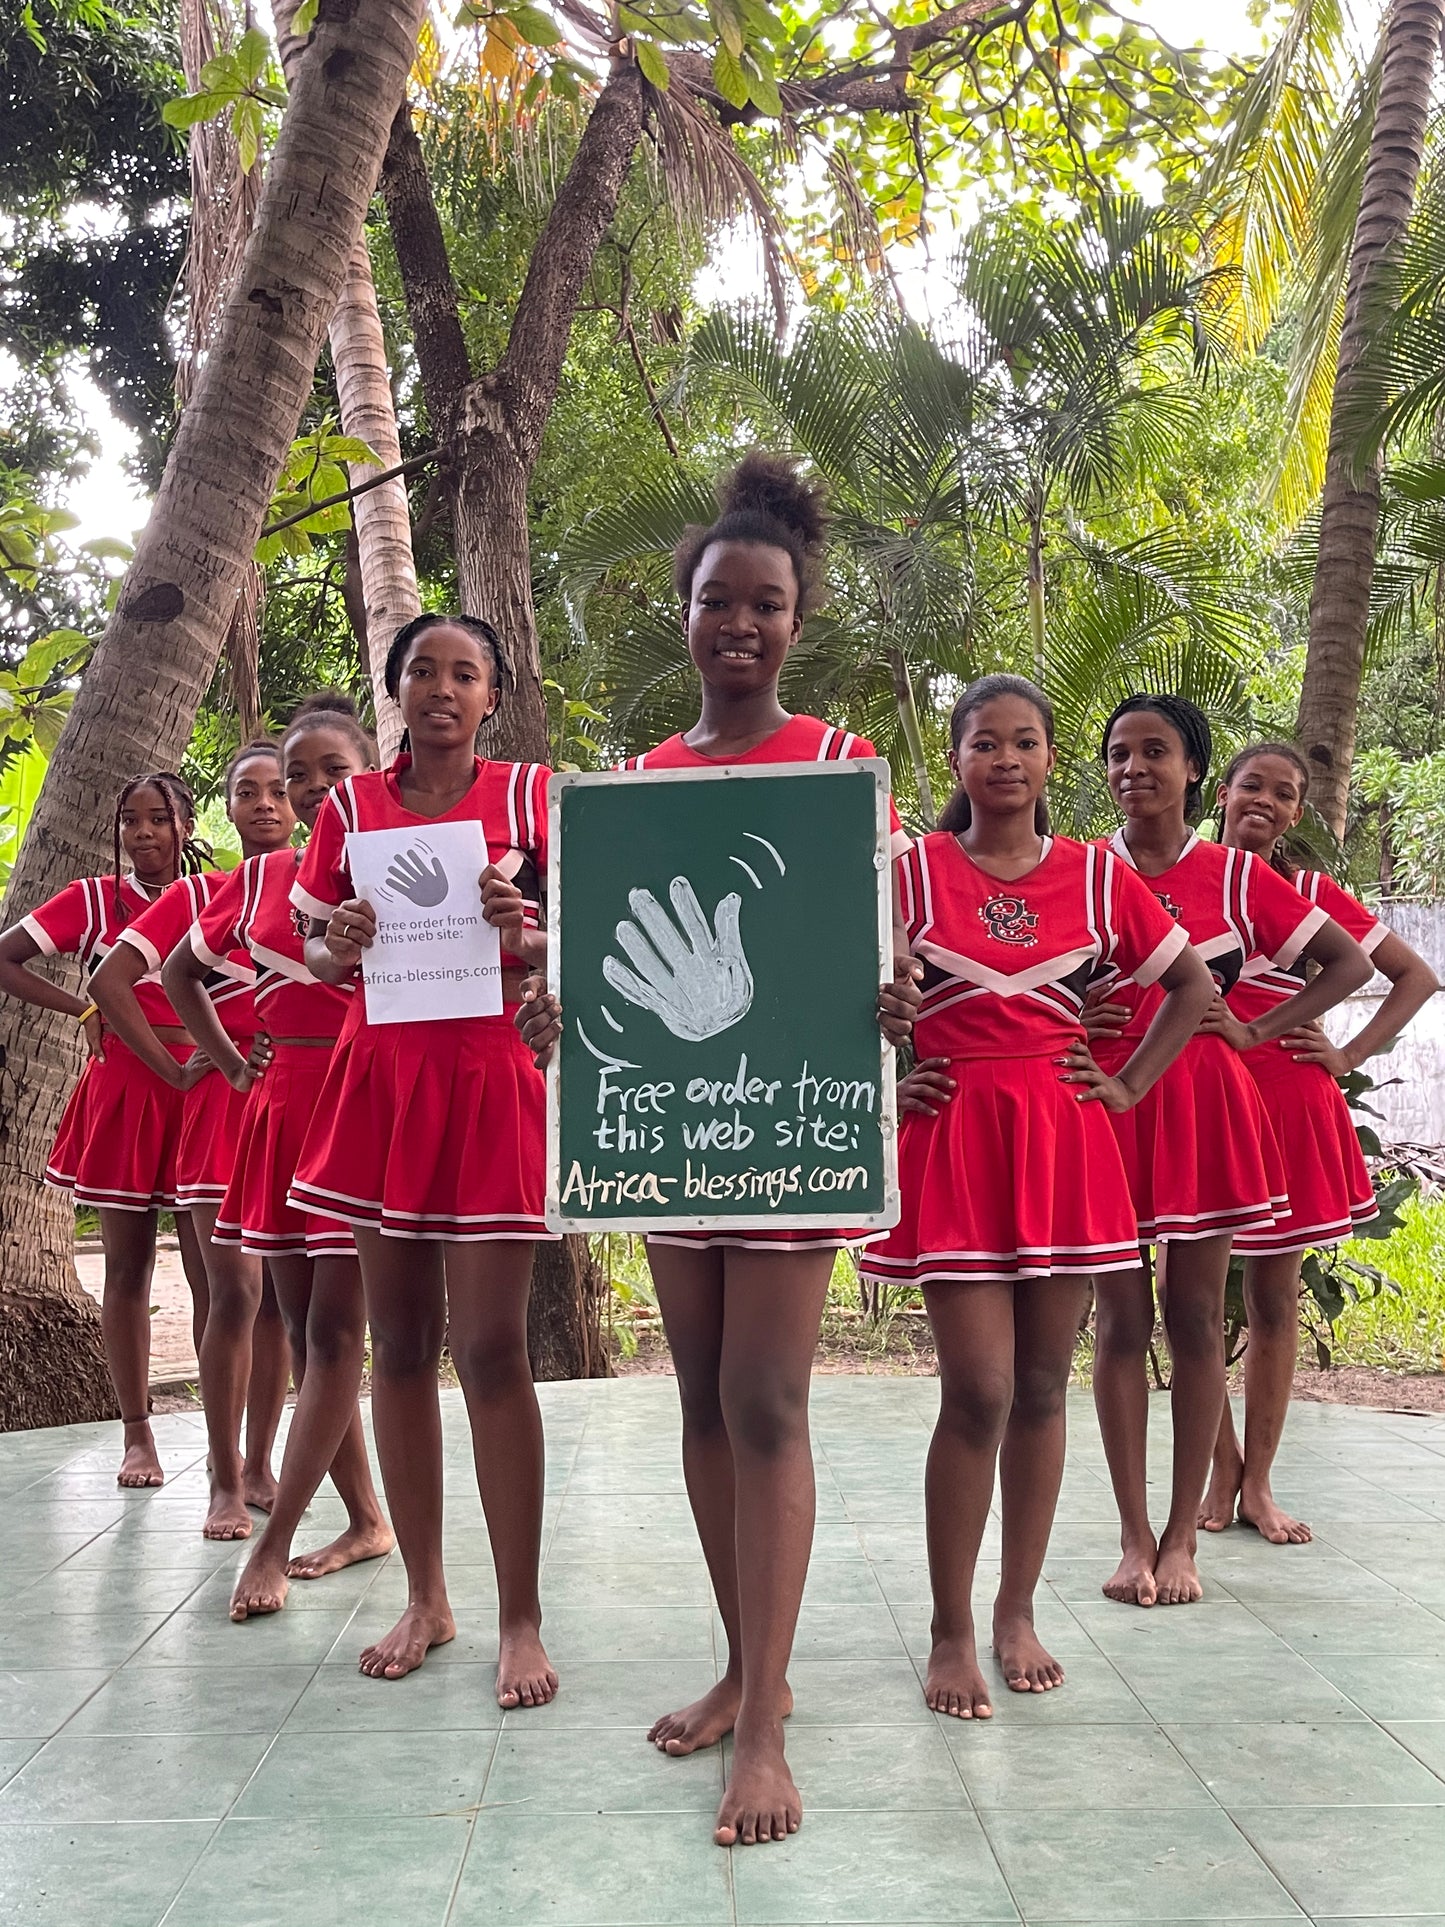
(861, 676), (1214, 1718)
(1085, 696), (1370, 1609)
(92, 743), (299, 1532)
(290, 614), (558, 1709)
(162, 693), (393, 1619)
(520, 454), (921, 1848)
(0, 772), (212, 1488)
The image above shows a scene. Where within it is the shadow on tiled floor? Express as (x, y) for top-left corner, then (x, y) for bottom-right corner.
(1, 1379), (1443, 1925)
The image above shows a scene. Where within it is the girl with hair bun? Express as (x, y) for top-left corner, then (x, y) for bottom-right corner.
(520, 452), (921, 1848)
(860, 676), (1212, 1717)
(0, 773), (214, 1487)
(1086, 696), (1372, 1608)
(93, 742), (298, 1534)
(287, 617), (559, 1707)
(163, 692), (393, 1615)
(1197, 741), (1439, 1544)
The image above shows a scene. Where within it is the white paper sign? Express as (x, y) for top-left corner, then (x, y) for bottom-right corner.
(345, 820), (501, 1025)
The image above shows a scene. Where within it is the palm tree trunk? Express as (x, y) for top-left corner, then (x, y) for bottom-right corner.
(1296, 0), (1445, 836)
(888, 647), (937, 828)
(274, 0), (415, 759)
(0, 0), (425, 1431)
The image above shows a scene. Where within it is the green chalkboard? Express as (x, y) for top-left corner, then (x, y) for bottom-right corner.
(546, 761), (899, 1233)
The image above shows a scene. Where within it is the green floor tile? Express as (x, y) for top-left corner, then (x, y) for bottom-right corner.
(981, 1805), (1303, 1920)
(0, 1742), (38, 1790)
(782, 1659), (933, 1725)
(731, 1807), (1019, 1923)
(1307, 1650), (1445, 1720)
(1166, 1717), (1445, 1805)
(483, 1724), (723, 1812)
(283, 1658), (504, 1732)
(0, 1610), (170, 1671)
(234, 1727), (496, 1818)
(1385, 1719), (1445, 1780)
(64, 1663), (317, 1735)
(0, 1731), (272, 1822)
(126, 1606), (353, 1668)
(452, 1810), (733, 1924)
(519, 1660), (718, 1730)
(1108, 1646), (1366, 1723)
(533, 1604), (715, 1664)
(541, 1560), (713, 1609)
(177, 1556), (386, 1616)
(779, 1722), (968, 1809)
(163, 1816), (470, 1927)
(956, 1648), (1152, 1725)
(951, 1723), (1211, 1809)
(7, 1566), (209, 1617)
(1249, 1596), (1445, 1656)
(1233, 1804), (1445, 1917)
(0, 1670), (111, 1740)
(0, 1820), (215, 1927)
(787, 1600), (911, 1661)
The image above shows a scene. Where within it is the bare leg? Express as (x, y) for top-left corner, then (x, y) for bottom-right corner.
(712, 1249), (832, 1848)
(919, 1280), (1014, 1720)
(242, 1262), (288, 1512)
(354, 1229), (454, 1679)
(193, 1212), (262, 1541)
(1093, 1260), (1159, 1606)
(646, 1245), (755, 1755)
(994, 1279), (1091, 1689)
(97, 1208), (164, 1487)
(173, 1210), (210, 1360)
(1236, 1252), (1311, 1544)
(1154, 1233), (1232, 1603)
(230, 1252), (390, 1621)
(447, 1242), (555, 1708)
(1200, 1398), (1244, 1533)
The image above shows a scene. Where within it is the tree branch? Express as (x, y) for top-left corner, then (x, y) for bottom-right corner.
(379, 103), (474, 442)
(260, 446), (445, 539)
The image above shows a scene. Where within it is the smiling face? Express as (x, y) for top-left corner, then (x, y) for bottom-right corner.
(227, 753), (295, 853)
(1219, 751), (1306, 855)
(685, 539), (802, 696)
(119, 782), (187, 885)
(396, 622), (500, 748)
(949, 694), (1056, 822)
(1105, 708), (1198, 824)
(284, 724), (371, 831)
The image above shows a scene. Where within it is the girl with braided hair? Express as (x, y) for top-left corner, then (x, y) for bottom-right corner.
(1197, 742), (1438, 1543)
(0, 774), (214, 1487)
(1084, 695), (1372, 1606)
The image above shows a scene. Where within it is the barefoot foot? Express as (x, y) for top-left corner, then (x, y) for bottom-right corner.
(924, 1630), (993, 1719)
(992, 1608), (1064, 1693)
(1239, 1481), (1311, 1545)
(203, 1485), (253, 1541)
(230, 1547), (289, 1620)
(286, 1520), (395, 1581)
(714, 1715), (800, 1846)
(117, 1422), (164, 1490)
(1153, 1533), (1203, 1604)
(242, 1467), (277, 1515)
(1102, 1537), (1159, 1607)
(1198, 1445), (1243, 1533)
(496, 1622), (558, 1708)
(358, 1600), (456, 1680)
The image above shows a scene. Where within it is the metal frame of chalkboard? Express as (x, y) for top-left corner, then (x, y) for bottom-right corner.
(545, 760), (900, 1234)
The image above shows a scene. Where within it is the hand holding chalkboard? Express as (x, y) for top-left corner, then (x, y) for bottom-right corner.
(603, 878), (754, 1042)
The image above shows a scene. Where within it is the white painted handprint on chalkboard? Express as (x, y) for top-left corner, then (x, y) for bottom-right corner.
(603, 877), (753, 1041)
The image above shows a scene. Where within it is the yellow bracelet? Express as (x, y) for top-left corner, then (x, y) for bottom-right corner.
(77, 1003), (99, 1025)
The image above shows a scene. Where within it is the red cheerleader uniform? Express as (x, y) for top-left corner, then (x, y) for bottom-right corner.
(1227, 869), (1384, 1255)
(621, 712), (911, 1251)
(27, 875), (189, 1212)
(193, 850), (355, 1261)
(1093, 830), (1328, 1243)
(861, 834), (1186, 1285)
(120, 874), (258, 1211)
(287, 755), (557, 1242)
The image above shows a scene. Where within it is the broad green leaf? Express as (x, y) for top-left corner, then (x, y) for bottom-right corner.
(162, 91), (228, 130)
(323, 436), (383, 466)
(293, 0), (320, 31)
(507, 4), (562, 45)
(233, 95), (263, 174)
(635, 38), (670, 89)
(712, 43), (749, 109)
(80, 537), (134, 562)
(196, 50), (243, 94)
(710, 0), (743, 58)
(742, 47), (780, 118)
(236, 25), (272, 84)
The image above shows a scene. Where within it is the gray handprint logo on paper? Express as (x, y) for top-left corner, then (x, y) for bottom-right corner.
(384, 844), (449, 908)
(603, 878), (753, 1042)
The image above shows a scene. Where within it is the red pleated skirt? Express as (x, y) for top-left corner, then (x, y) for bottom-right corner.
(175, 1064), (252, 1210)
(860, 1055), (1142, 1285)
(213, 1044), (353, 1260)
(1232, 1042), (1376, 1255)
(288, 1006), (555, 1242)
(45, 1036), (189, 1213)
(647, 1228), (859, 1253)
(1095, 1033), (1288, 1244)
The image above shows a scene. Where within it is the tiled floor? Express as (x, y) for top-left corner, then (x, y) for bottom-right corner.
(1, 1378), (1443, 1925)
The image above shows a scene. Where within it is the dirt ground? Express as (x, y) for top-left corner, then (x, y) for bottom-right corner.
(82, 1240), (1445, 1417)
